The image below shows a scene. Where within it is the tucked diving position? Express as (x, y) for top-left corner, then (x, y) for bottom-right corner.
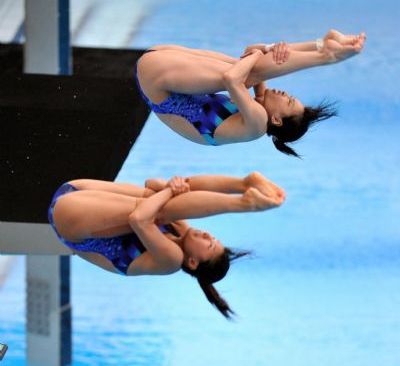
(48, 172), (285, 318)
(135, 29), (366, 156)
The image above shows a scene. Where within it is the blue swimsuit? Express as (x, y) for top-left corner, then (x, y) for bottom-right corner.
(135, 51), (239, 146)
(48, 183), (169, 275)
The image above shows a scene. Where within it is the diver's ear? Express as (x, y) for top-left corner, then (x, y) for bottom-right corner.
(187, 257), (199, 271)
(271, 114), (283, 127)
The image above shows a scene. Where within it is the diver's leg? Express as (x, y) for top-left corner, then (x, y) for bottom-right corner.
(52, 190), (141, 241)
(146, 172), (285, 198)
(187, 175), (246, 193)
(137, 50), (233, 103)
(139, 31), (365, 102)
(138, 47), (329, 102)
(67, 179), (155, 197)
(51, 190), (144, 274)
(156, 188), (282, 223)
(186, 172), (284, 197)
(250, 32), (365, 83)
(53, 181), (282, 242)
(149, 44), (238, 63)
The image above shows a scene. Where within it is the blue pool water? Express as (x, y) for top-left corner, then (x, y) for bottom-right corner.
(1, 0), (399, 365)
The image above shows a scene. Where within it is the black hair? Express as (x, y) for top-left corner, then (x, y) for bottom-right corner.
(267, 100), (338, 158)
(181, 247), (251, 319)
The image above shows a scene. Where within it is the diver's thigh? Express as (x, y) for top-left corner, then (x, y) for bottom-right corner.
(68, 179), (146, 197)
(53, 190), (140, 241)
(149, 45), (237, 63)
(138, 50), (231, 96)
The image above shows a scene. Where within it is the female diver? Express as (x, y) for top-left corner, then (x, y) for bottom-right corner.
(48, 172), (285, 318)
(135, 29), (366, 156)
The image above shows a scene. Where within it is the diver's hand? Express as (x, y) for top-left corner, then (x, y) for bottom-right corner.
(144, 178), (168, 192)
(240, 42), (290, 65)
(240, 44), (268, 59)
(167, 176), (190, 196)
(224, 49), (263, 86)
(269, 42), (290, 65)
(240, 48), (263, 58)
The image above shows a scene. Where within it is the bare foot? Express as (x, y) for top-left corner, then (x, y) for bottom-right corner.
(324, 29), (366, 47)
(242, 187), (280, 211)
(322, 29), (366, 62)
(322, 39), (363, 62)
(244, 171), (286, 201)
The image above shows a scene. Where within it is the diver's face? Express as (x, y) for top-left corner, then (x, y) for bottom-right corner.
(183, 228), (224, 268)
(263, 89), (305, 123)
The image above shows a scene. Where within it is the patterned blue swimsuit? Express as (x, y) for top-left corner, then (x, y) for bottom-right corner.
(135, 50), (239, 145)
(48, 183), (169, 275)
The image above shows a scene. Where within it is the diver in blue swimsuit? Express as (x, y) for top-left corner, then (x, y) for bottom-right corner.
(48, 183), (168, 275)
(48, 173), (285, 318)
(135, 29), (365, 156)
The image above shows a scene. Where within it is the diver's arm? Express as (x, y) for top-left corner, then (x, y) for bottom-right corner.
(222, 58), (268, 137)
(168, 220), (190, 236)
(131, 188), (173, 223)
(129, 217), (184, 274)
(220, 50), (268, 136)
(145, 178), (168, 192)
(225, 48), (264, 82)
(242, 43), (275, 55)
(128, 188), (184, 273)
(253, 81), (266, 103)
(133, 176), (194, 223)
(224, 80), (267, 137)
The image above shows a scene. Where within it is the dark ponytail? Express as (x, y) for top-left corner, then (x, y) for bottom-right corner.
(182, 248), (251, 319)
(268, 99), (338, 158)
(198, 280), (233, 318)
(272, 136), (300, 158)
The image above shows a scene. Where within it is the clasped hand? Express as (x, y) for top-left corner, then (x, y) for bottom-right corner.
(240, 42), (290, 64)
(167, 176), (190, 196)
